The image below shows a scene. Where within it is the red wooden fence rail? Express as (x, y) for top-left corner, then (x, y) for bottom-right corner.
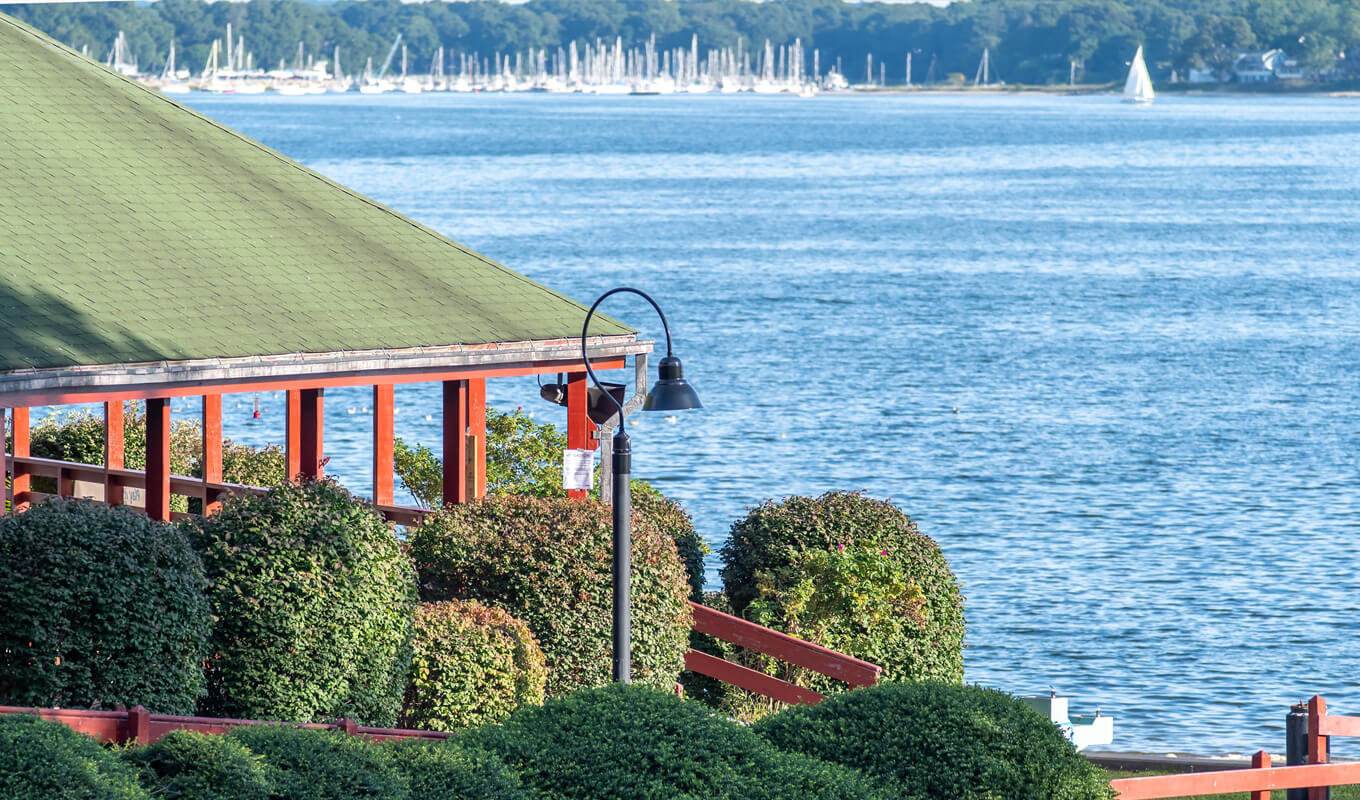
(0, 704), (451, 745)
(1111, 696), (1360, 799)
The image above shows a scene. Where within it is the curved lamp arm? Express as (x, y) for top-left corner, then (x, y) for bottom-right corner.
(581, 287), (673, 437)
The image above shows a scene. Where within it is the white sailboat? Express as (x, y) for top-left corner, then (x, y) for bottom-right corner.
(1122, 45), (1154, 104)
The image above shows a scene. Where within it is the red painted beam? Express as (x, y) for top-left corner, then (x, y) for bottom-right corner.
(104, 401), (124, 506)
(145, 398), (171, 522)
(1317, 713), (1360, 738)
(202, 395), (223, 515)
(1309, 696), (1328, 800)
(9, 407), (29, 513)
(468, 378), (486, 499)
(299, 388), (324, 480)
(0, 358), (627, 409)
(565, 373), (593, 500)
(1251, 750), (1271, 800)
(285, 390), (301, 480)
(1110, 762), (1360, 800)
(443, 380), (469, 506)
(373, 384), (394, 506)
(684, 650), (824, 706)
(689, 602), (882, 688)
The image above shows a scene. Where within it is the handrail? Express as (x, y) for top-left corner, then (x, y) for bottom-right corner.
(0, 704), (451, 745)
(1111, 757), (1360, 799)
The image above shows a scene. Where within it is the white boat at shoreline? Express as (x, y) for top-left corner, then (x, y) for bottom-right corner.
(1123, 46), (1154, 104)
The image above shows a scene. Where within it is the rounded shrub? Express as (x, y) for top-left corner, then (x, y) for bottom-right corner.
(754, 682), (1113, 800)
(187, 479), (417, 725)
(381, 739), (527, 800)
(227, 724), (408, 800)
(459, 683), (884, 800)
(0, 713), (148, 800)
(400, 600), (546, 731)
(122, 729), (274, 800)
(632, 484), (708, 602)
(0, 499), (210, 713)
(410, 495), (690, 696)
(720, 491), (965, 690)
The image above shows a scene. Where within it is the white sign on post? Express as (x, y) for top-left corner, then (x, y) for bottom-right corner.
(563, 449), (594, 491)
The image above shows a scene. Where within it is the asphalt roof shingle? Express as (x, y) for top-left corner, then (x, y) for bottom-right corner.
(0, 13), (630, 374)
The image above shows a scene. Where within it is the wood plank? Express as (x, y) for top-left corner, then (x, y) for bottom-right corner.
(689, 602), (882, 687)
(10, 407), (29, 512)
(1318, 714), (1360, 738)
(373, 384), (394, 506)
(1111, 762), (1360, 799)
(104, 401), (124, 506)
(202, 395), (223, 515)
(684, 649), (824, 706)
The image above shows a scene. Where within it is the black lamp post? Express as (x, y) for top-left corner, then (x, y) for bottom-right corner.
(581, 287), (701, 683)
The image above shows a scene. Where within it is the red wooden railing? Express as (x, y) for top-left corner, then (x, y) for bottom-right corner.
(1111, 696), (1359, 799)
(683, 602), (882, 705)
(0, 704), (450, 745)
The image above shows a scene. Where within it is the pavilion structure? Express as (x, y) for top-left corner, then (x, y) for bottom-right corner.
(0, 13), (645, 523)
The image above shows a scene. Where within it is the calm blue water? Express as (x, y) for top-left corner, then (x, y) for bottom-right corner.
(173, 91), (1360, 754)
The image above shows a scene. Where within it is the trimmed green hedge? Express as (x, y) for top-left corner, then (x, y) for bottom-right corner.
(0, 713), (147, 800)
(410, 494), (691, 696)
(123, 729), (273, 800)
(226, 725), (407, 800)
(459, 683), (886, 800)
(400, 600), (546, 731)
(187, 480), (417, 725)
(720, 492), (965, 693)
(381, 740), (527, 800)
(755, 682), (1114, 800)
(0, 499), (210, 713)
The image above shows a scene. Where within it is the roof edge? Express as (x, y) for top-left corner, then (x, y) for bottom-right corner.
(0, 336), (650, 403)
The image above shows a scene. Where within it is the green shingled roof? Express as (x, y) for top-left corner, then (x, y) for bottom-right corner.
(0, 14), (631, 375)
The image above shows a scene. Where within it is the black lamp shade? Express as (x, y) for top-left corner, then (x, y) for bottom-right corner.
(643, 355), (702, 411)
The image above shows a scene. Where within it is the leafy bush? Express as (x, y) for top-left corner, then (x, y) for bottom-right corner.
(123, 730), (274, 800)
(187, 480), (417, 725)
(227, 725), (408, 800)
(459, 683), (884, 800)
(754, 682), (1113, 800)
(381, 739), (527, 800)
(410, 494), (691, 696)
(400, 600), (546, 731)
(720, 492), (965, 694)
(0, 713), (148, 800)
(0, 499), (210, 713)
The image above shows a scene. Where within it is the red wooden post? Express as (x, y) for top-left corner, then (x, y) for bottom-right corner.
(10, 407), (29, 513)
(565, 373), (595, 500)
(104, 401), (124, 506)
(126, 705), (151, 745)
(1310, 695), (1328, 800)
(468, 378), (486, 499)
(1251, 749), (1271, 800)
(298, 388), (324, 480)
(442, 380), (469, 506)
(285, 389), (302, 480)
(202, 395), (223, 515)
(336, 717), (358, 736)
(145, 398), (171, 522)
(373, 385), (394, 506)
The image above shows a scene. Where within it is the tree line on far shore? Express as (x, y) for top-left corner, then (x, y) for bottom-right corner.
(6, 0), (1360, 85)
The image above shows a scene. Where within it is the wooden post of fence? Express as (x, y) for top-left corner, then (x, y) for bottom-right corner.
(1309, 696), (1329, 800)
(126, 705), (151, 745)
(10, 407), (29, 513)
(336, 717), (358, 736)
(1252, 750), (1272, 800)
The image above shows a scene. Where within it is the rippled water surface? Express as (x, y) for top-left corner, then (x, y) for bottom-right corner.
(178, 92), (1360, 754)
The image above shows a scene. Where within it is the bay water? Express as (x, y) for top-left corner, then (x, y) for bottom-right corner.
(175, 91), (1360, 754)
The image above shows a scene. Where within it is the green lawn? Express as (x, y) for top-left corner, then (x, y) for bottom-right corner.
(1102, 768), (1360, 800)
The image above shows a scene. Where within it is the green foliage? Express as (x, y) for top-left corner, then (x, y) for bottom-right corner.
(400, 600), (546, 731)
(719, 492), (964, 702)
(632, 483), (708, 602)
(187, 479), (417, 726)
(0, 713), (148, 800)
(0, 499), (210, 713)
(410, 494), (691, 696)
(10, 0), (1360, 88)
(123, 730), (274, 800)
(755, 682), (1114, 800)
(460, 683), (885, 800)
(226, 725), (408, 800)
(381, 739), (528, 800)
